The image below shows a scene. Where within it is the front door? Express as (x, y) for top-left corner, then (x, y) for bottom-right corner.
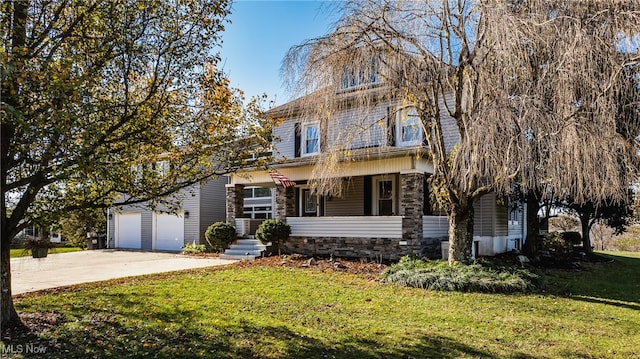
(300, 188), (324, 217)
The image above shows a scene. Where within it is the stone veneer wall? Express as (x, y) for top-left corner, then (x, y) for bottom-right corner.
(282, 236), (421, 261)
(275, 186), (296, 219)
(225, 184), (244, 224)
(400, 172), (424, 249)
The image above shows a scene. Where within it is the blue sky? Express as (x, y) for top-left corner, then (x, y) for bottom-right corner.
(219, 1), (337, 105)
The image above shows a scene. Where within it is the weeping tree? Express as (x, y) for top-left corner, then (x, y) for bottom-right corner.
(1, 0), (271, 329)
(283, 0), (640, 263)
(284, 0), (493, 265)
(473, 0), (640, 254)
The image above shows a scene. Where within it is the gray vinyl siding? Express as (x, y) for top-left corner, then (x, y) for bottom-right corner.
(438, 93), (461, 153)
(108, 178), (228, 249)
(198, 177), (228, 241)
(273, 116), (297, 160)
(181, 185), (200, 246)
(473, 193), (509, 237)
(494, 200), (508, 236)
(325, 176), (365, 216)
(141, 212), (153, 250)
(473, 193), (496, 237)
(327, 103), (390, 150)
(508, 202), (526, 237)
(272, 94), (460, 158)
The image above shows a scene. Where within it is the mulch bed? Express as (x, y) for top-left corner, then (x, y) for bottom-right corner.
(233, 253), (388, 280)
(492, 250), (615, 270)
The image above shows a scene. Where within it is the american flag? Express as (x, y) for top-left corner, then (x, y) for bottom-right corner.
(269, 171), (296, 188)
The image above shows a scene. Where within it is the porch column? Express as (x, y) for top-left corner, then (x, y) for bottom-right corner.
(400, 171), (425, 246)
(275, 186), (296, 220)
(225, 184), (244, 224)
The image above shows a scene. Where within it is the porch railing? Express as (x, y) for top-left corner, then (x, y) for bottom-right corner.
(423, 215), (449, 238)
(286, 216), (403, 238)
(235, 218), (266, 236)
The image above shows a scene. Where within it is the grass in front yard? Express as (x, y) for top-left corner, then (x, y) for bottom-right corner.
(6, 252), (640, 358)
(10, 246), (83, 258)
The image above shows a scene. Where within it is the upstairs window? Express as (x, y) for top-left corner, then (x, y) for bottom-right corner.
(302, 123), (320, 155)
(341, 58), (379, 90)
(396, 106), (423, 146)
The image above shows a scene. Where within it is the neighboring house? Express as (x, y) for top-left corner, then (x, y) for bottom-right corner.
(106, 177), (228, 251)
(17, 224), (62, 243)
(227, 84), (526, 260)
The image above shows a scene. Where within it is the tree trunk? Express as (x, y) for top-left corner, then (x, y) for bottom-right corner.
(579, 214), (593, 254)
(448, 200), (474, 265)
(2, 1), (28, 330)
(1, 231), (20, 330)
(523, 191), (541, 256)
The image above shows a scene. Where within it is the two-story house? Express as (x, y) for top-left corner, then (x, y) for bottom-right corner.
(226, 84), (526, 260)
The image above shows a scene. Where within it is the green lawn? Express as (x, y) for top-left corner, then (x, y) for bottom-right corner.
(10, 246), (83, 258)
(6, 251), (640, 358)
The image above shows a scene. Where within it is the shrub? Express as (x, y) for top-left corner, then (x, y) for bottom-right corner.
(205, 222), (236, 251)
(181, 242), (208, 255)
(381, 255), (540, 293)
(542, 231), (574, 255)
(560, 231), (582, 246)
(255, 219), (291, 256)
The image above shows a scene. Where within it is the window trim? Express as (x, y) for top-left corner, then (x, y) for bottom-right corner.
(301, 122), (320, 156)
(396, 106), (423, 147)
(508, 207), (520, 226)
(339, 57), (380, 91)
(508, 198), (520, 225)
(244, 186), (272, 199)
(298, 186), (324, 217)
(372, 175), (396, 216)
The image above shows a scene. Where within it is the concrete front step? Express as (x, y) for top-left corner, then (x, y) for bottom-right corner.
(236, 239), (262, 245)
(220, 254), (258, 260)
(223, 249), (264, 256)
(221, 238), (268, 260)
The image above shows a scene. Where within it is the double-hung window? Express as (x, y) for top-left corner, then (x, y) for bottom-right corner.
(302, 123), (320, 156)
(396, 106), (423, 147)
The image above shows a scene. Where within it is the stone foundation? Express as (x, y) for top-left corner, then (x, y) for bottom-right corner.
(282, 236), (422, 261)
(421, 237), (446, 259)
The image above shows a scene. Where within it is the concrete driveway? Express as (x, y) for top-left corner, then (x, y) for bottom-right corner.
(11, 250), (237, 295)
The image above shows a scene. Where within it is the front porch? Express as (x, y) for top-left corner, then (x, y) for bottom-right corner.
(233, 215), (449, 260)
(284, 215), (448, 259)
(227, 165), (453, 259)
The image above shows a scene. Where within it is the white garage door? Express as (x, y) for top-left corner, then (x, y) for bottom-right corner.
(115, 213), (142, 249)
(154, 213), (184, 251)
